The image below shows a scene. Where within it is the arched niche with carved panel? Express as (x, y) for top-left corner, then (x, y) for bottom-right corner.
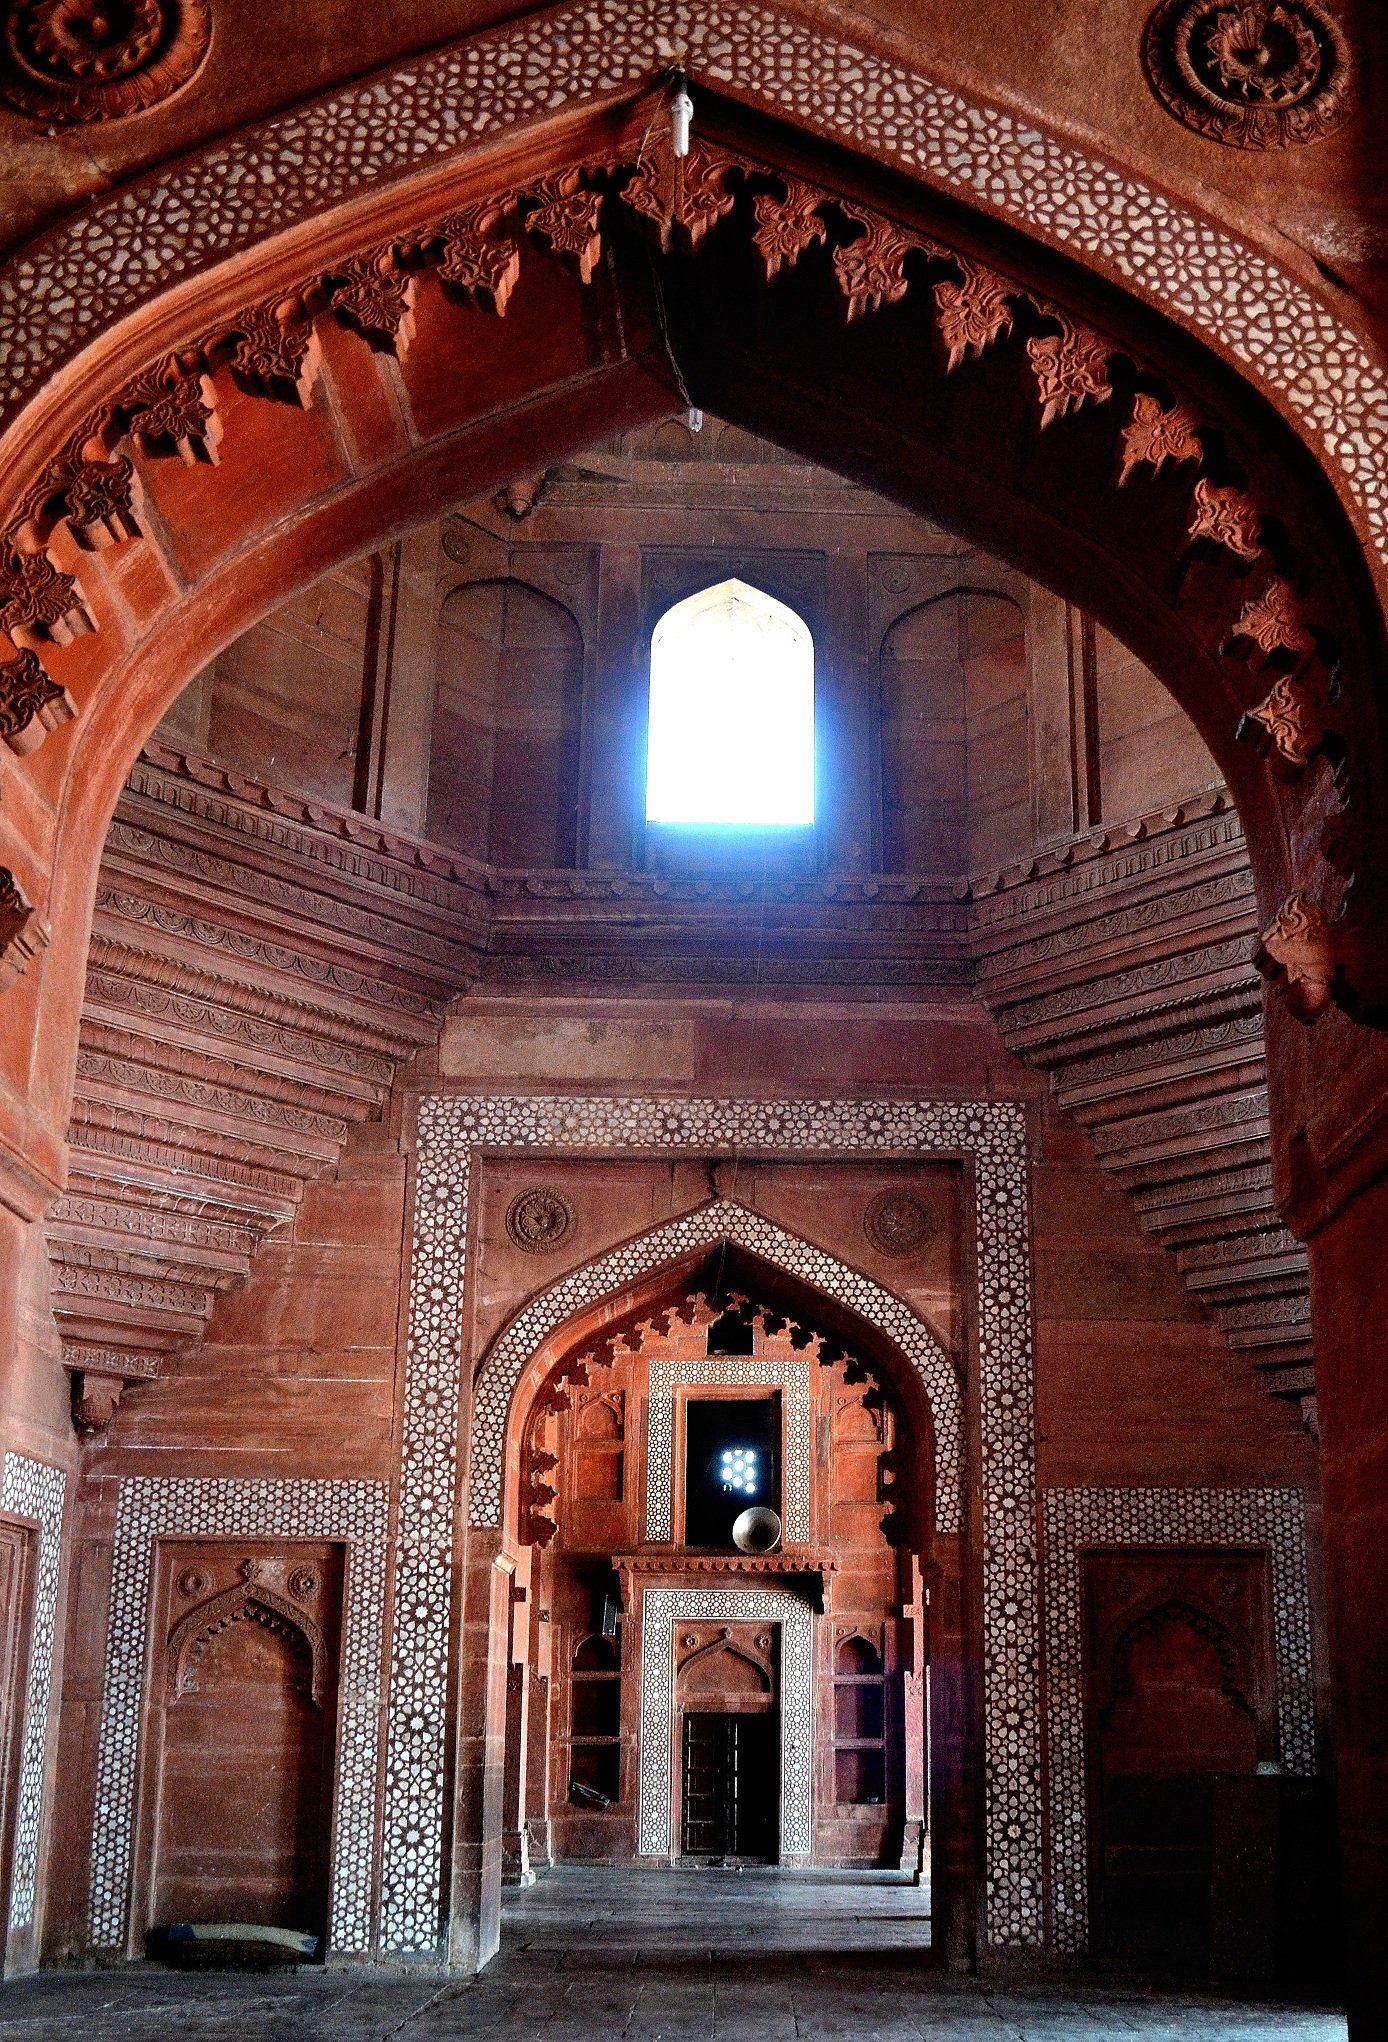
(1082, 1547), (1276, 1969)
(130, 1546), (344, 1958)
(498, 1237), (943, 1874)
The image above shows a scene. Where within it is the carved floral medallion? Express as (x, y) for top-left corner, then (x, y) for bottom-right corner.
(0, 0), (211, 123)
(863, 1188), (937, 1258)
(1142, 0), (1361, 147)
(505, 1186), (574, 1254)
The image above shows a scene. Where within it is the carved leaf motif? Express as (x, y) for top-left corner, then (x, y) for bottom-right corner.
(523, 173), (604, 283)
(1238, 673), (1324, 767)
(1257, 890), (1340, 1020)
(751, 182), (828, 280)
(0, 544), (92, 649)
(932, 260), (1015, 370)
(1188, 477), (1262, 558)
(63, 454), (141, 550)
(0, 646), (75, 756)
(0, 866), (42, 993)
(327, 250), (418, 354)
(621, 133), (737, 251)
(1118, 392), (1204, 484)
(1025, 315), (1113, 427)
(667, 139), (740, 250)
(833, 213), (930, 322)
(222, 302), (322, 406)
(118, 357), (221, 466)
(1228, 576), (1315, 656)
(432, 222), (520, 310)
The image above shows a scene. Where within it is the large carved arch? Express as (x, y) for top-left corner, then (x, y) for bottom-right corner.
(0, 2), (1385, 1245)
(469, 1196), (962, 1537)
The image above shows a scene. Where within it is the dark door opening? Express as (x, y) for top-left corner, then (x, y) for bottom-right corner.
(681, 1711), (778, 1861)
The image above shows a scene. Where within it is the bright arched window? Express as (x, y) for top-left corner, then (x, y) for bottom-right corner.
(645, 578), (815, 827)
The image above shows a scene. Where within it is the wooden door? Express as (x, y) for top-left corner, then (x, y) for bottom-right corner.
(681, 1712), (777, 1860)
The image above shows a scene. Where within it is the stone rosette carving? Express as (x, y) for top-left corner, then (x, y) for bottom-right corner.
(505, 1186), (574, 1254)
(1142, 0), (1361, 148)
(863, 1188), (938, 1258)
(0, 0), (212, 123)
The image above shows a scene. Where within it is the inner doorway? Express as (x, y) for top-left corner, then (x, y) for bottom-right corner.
(681, 1712), (778, 1861)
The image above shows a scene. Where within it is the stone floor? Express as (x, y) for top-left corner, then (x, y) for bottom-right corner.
(0, 1868), (1347, 2040)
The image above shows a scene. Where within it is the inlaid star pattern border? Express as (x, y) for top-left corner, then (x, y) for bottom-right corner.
(405, 1094), (1037, 1955)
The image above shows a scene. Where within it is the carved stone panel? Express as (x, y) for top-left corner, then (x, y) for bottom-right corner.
(132, 1541), (344, 1955)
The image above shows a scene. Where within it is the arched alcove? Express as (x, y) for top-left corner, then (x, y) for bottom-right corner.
(429, 578), (583, 867)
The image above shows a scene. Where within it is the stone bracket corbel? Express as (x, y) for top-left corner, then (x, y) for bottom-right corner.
(61, 1340), (162, 1435)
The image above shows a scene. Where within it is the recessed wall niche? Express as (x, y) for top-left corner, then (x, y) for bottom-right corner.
(131, 1543), (344, 1958)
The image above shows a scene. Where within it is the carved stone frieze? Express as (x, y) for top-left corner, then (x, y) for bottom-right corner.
(0, 541), (92, 649)
(0, 127), (1363, 1002)
(832, 213), (935, 322)
(1227, 576), (1315, 658)
(522, 173), (604, 284)
(621, 131), (737, 251)
(0, 867), (45, 992)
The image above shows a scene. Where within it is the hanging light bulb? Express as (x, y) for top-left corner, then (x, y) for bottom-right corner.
(670, 69), (693, 159)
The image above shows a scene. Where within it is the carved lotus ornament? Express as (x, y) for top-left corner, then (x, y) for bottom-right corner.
(505, 1187), (574, 1254)
(1143, 0), (1360, 146)
(0, 0), (211, 122)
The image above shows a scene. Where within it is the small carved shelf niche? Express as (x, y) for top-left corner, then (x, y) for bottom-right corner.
(833, 1631), (887, 1806)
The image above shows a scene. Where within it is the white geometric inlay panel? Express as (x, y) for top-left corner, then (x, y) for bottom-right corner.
(407, 1094), (1036, 1955)
(637, 1586), (813, 1859)
(1042, 1485), (1315, 1955)
(0, 1454), (67, 1934)
(1, 4), (1384, 560)
(645, 1354), (811, 1545)
(87, 1478), (388, 1957)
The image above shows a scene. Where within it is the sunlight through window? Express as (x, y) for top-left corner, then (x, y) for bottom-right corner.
(645, 578), (815, 826)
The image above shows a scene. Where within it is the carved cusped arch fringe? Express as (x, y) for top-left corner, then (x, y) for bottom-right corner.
(0, 0), (1383, 558)
(0, 7), (1375, 1018)
(470, 1196), (963, 1536)
(166, 1579), (328, 1705)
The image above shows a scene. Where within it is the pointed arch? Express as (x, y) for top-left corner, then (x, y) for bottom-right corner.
(167, 1579), (328, 1707)
(470, 1195), (962, 1535)
(645, 578), (815, 827)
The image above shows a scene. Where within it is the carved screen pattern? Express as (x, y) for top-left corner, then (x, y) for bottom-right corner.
(0, 2), (1384, 557)
(408, 1095), (1034, 1957)
(1042, 1485), (1315, 1955)
(0, 1455), (66, 1933)
(646, 1355), (811, 1544)
(638, 1587), (813, 1859)
(87, 1478), (388, 1957)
